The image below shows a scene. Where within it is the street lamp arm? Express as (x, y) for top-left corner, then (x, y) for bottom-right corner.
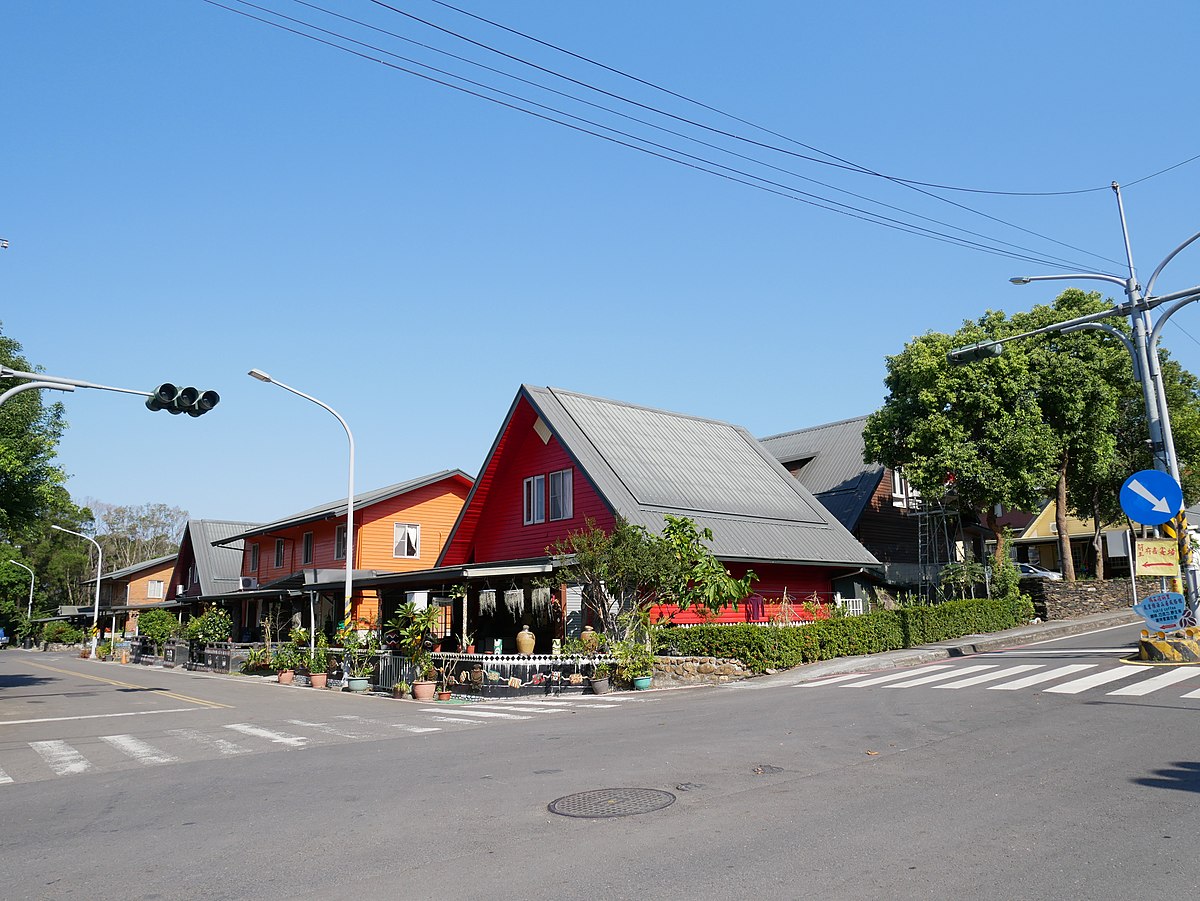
(1149, 292), (1200, 352)
(1010, 272), (1131, 290)
(0, 367), (153, 400)
(0, 381), (75, 407)
(50, 525), (103, 658)
(1143, 229), (1200, 300)
(3, 560), (36, 620)
(1060, 322), (1136, 360)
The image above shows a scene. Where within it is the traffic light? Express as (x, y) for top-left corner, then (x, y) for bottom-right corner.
(146, 383), (220, 416)
(947, 342), (1003, 365)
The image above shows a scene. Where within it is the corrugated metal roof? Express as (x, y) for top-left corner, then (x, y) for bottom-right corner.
(187, 520), (259, 597)
(90, 553), (177, 584)
(217, 470), (473, 543)
(759, 416), (884, 531)
(525, 386), (878, 567)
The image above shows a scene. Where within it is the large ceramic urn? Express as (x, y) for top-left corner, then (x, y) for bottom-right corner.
(515, 625), (536, 655)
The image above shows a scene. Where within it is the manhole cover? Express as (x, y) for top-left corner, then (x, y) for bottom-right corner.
(548, 788), (676, 819)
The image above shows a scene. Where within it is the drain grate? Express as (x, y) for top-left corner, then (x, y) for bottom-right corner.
(548, 788), (676, 819)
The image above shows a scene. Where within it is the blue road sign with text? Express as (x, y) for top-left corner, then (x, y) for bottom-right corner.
(1119, 470), (1183, 526)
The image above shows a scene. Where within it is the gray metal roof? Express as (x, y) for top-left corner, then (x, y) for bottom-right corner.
(215, 470), (473, 544)
(759, 416), (885, 530)
(524, 386), (878, 566)
(185, 520), (259, 597)
(89, 553), (177, 585)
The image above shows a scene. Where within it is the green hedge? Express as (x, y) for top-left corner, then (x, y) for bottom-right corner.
(654, 597), (1034, 674)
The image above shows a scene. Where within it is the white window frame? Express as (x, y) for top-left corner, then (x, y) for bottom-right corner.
(249, 543), (259, 572)
(549, 468), (574, 522)
(334, 524), (347, 561)
(146, 580), (164, 600)
(393, 522), (420, 559)
(524, 474), (546, 525)
(274, 538), (285, 568)
(302, 531), (314, 565)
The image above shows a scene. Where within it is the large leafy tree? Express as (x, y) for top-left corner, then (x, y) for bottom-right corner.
(87, 500), (188, 570)
(0, 324), (68, 538)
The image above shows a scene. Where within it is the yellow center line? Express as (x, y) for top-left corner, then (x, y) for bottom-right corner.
(28, 662), (231, 709)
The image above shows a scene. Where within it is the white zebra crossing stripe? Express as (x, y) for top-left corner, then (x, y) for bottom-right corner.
(986, 664), (1097, 691)
(166, 728), (251, 756)
(0, 767), (12, 785)
(1043, 667), (1141, 694)
(798, 673), (872, 687)
(936, 665), (1044, 689)
(225, 723), (308, 747)
(482, 705), (567, 714)
(101, 734), (178, 765)
(419, 708), (530, 720)
(842, 665), (954, 688)
(884, 665), (999, 688)
(286, 719), (372, 740)
(31, 740), (92, 776)
(1107, 667), (1200, 696)
(428, 716), (484, 725)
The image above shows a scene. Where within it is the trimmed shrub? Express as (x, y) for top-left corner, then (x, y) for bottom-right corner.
(42, 621), (83, 644)
(655, 596), (1033, 674)
(138, 608), (181, 653)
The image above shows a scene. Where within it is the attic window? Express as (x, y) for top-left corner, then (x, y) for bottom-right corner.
(524, 475), (546, 525)
(394, 522), (420, 559)
(549, 468), (573, 521)
(249, 543), (259, 572)
(533, 416), (552, 445)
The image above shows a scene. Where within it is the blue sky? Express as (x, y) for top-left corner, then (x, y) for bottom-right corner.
(4, 0), (1200, 525)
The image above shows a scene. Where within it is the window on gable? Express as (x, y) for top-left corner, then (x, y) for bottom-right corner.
(524, 474), (545, 525)
(274, 538), (285, 568)
(394, 522), (420, 559)
(147, 580), (164, 600)
(302, 531), (314, 565)
(334, 524), (347, 561)
(549, 468), (573, 521)
(249, 543), (259, 572)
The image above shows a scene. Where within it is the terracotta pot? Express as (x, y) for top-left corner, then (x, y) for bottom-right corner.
(464, 645), (475, 655)
(515, 625), (536, 655)
(411, 680), (436, 701)
(436, 690), (452, 701)
(277, 669), (295, 685)
(309, 672), (328, 689)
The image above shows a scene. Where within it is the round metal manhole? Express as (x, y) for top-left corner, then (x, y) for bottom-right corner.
(548, 788), (676, 819)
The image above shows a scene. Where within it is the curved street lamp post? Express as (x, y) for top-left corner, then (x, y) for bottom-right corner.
(51, 525), (103, 658)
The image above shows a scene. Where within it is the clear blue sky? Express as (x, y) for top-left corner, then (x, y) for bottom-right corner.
(4, 0), (1200, 525)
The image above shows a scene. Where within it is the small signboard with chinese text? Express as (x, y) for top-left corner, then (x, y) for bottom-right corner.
(1135, 538), (1180, 577)
(1133, 591), (1188, 631)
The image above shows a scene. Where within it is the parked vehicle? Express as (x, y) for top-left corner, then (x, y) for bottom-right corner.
(1017, 563), (1063, 580)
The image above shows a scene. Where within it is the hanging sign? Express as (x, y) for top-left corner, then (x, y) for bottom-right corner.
(1135, 538), (1181, 577)
(1132, 591), (1188, 631)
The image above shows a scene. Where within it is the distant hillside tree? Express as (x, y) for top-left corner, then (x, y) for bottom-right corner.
(88, 501), (188, 570)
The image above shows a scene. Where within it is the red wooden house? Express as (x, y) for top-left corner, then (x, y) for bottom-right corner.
(340, 386), (879, 651)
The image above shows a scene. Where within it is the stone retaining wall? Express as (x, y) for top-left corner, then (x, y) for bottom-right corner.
(651, 655), (752, 686)
(1025, 577), (1157, 620)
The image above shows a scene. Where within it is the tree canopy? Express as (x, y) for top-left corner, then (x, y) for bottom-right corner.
(87, 500), (188, 570)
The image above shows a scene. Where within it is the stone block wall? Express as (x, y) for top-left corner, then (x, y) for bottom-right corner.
(651, 655), (752, 686)
(1024, 577), (1157, 620)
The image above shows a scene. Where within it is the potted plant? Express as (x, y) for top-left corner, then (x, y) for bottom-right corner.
(337, 623), (380, 692)
(462, 631), (476, 655)
(305, 634), (330, 689)
(588, 663), (612, 695)
(392, 679), (411, 700)
(386, 603), (441, 700)
(272, 642), (299, 684)
(613, 639), (654, 690)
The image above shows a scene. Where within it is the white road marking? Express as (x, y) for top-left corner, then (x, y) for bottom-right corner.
(101, 734), (178, 765)
(936, 665), (1044, 688)
(286, 719), (371, 740)
(884, 666), (998, 688)
(166, 728), (251, 756)
(1043, 667), (1141, 694)
(419, 708), (530, 720)
(527, 700), (620, 708)
(0, 708), (197, 726)
(797, 673), (872, 687)
(841, 665), (954, 688)
(427, 716), (482, 726)
(335, 715), (441, 734)
(1028, 622), (1144, 645)
(30, 740), (92, 776)
(987, 664), (1097, 691)
(0, 767), (13, 785)
(1108, 667), (1200, 696)
(481, 704), (567, 713)
(983, 649), (1131, 656)
(224, 723), (308, 747)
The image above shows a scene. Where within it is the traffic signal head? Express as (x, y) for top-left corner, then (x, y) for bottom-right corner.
(146, 383), (220, 416)
(947, 342), (1004, 365)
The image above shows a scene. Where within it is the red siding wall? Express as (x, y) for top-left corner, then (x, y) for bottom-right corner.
(651, 562), (840, 625)
(470, 398), (614, 563)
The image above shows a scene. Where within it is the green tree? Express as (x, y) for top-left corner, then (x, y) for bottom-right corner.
(88, 500), (188, 570)
(138, 608), (180, 653)
(0, 324), (68, 537)
(659, 515), (756, 616)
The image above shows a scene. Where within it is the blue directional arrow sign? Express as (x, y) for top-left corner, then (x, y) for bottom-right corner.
(1119, 469), (1183, 526)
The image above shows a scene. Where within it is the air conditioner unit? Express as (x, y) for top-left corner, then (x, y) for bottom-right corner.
(239, 576), (259, 591)
(176, 585), (185, 597)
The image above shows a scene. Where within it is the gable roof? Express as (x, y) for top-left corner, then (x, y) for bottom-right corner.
(89, 553), (177, 586)
(442, 386), (878, 567)
(758, 415), (885, 530)
(181, 519), (259, 597)
(215, 470), (474, 544)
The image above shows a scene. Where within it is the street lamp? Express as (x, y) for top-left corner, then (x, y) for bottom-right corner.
(51, 525), (103, 658)
(248, 369), (355, 649)
(3, 559), (35, 619)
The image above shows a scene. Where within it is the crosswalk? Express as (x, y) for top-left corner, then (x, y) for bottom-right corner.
(800, 660), (1200, 699)
(0, 696), (649, 787)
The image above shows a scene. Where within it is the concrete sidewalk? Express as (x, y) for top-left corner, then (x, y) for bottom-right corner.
(737, 609), (1141, 689)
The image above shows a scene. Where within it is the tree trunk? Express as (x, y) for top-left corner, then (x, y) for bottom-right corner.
(1055, 452), (1076, 581)
(986, 508), (1006, 568)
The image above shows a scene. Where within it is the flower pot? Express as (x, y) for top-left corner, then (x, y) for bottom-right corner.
(345, 676), (370, 692)
(464, 645), (475, 655)
(277, 669), (295, 685)
(632, 675), (652, 690)
(436, 690), (452, 701)
(411, 680), (436, 701)
(589, 676), (611, 695)
(309, 672), (328, 690)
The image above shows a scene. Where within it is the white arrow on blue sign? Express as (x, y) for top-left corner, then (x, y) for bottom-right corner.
(1119, 469), (1183, 526)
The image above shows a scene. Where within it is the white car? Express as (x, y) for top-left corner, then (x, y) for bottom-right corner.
(1017, 562), (1063, 580)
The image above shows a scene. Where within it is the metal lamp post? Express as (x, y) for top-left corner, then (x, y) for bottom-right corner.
(51, 525), (103, 658)
(248, 370), (355, 653)
(4, 559), (35, 619)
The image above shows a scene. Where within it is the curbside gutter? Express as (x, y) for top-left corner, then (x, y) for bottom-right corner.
(737, 609), (1142, 689)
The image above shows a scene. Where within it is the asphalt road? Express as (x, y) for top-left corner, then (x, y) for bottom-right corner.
(2, 624), (1198, 900)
